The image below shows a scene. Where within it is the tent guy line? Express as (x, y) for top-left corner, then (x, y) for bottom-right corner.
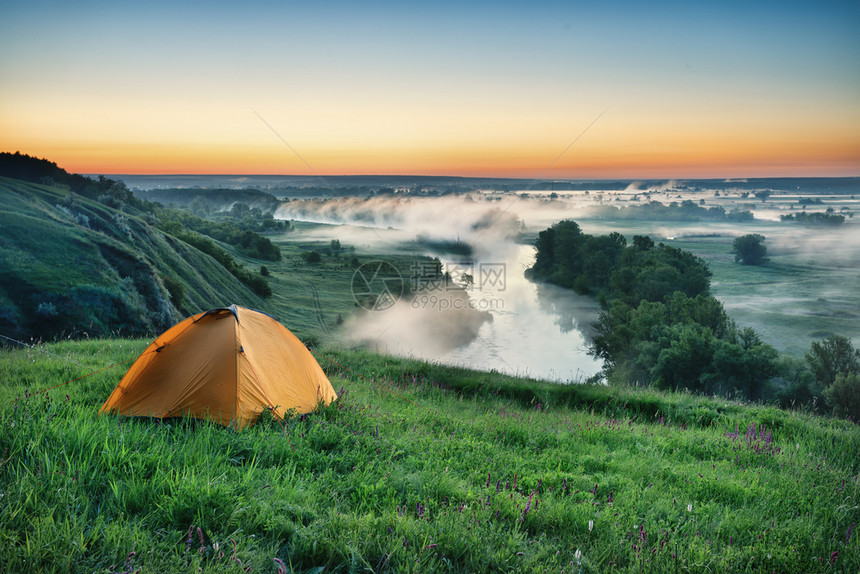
(11, 355), (137, 404)
(0, 332), (96, 369)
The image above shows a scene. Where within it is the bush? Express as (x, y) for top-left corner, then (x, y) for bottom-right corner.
(806, 335), (860, 387)
(823, 373), (860, 421)
(732, 234), (769, 265)
(301, 251), (322, 264)
(161, 275), (186, 307)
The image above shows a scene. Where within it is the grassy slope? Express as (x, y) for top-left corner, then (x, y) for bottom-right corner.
(0, 177), (263, 338)
(0, 341), (857, 573)
(0, 175), (418, 344)
(235, 224), (360, 342)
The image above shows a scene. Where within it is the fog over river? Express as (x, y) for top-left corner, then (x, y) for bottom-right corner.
(272, 178), (859, 381)
(353, 242), (603, 382)
(275, 193), (610, 381)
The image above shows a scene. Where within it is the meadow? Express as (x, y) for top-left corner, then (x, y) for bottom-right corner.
(652, 225), (860, 357)
(575, 217), (860, 358)
(3, 167), (859, 571)
(1, 339), (858, 573)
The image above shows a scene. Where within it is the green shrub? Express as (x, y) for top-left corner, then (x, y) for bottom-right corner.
(732, 234), (769, 265)
(301, 251), (322, 264)
(161, 275), (185, 307)
(806, 335), (860, 387)
(823, 372), (860, 421)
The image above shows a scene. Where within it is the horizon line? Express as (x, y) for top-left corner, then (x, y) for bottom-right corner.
(88, 173), (860, 181)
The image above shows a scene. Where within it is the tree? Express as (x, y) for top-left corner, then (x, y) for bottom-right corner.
(823, 373), (860, 420)
(632, 235), (654, 251)
(301, 251), (322, 264)
(805, 335), (860, 387)
(732, 234), (769, 265)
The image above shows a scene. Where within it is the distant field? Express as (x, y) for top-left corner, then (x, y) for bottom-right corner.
(658, 224), (859, 357)
(573, 216), (860, 357)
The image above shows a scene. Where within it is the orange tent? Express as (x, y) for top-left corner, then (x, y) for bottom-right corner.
(100, 305), (337, 428)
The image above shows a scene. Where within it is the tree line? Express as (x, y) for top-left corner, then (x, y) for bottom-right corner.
(529, 220), (859, 419)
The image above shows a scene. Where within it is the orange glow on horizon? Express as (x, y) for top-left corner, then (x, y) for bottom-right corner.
(5, 108), (859, 179)
(23, 140), (858, 180)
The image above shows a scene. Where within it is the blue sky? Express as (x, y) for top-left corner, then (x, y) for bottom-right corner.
(2, 0), (858, 176)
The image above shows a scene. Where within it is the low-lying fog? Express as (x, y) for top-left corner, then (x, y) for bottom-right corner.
(350, 243), (602, 382)
(274, 180), (860, 379)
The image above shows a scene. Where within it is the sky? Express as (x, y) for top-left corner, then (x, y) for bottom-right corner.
(1, 0), (859, 178)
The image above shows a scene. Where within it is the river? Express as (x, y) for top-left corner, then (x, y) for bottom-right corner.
(351, 242), (604, 382)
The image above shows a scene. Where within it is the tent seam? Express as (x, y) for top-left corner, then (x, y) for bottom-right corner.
(235, 308), (241, 427)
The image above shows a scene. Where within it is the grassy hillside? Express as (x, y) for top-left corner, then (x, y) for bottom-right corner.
(1, 340), (857, 573)
(0, 176), (264, 339)
(0, 168), (427, 346)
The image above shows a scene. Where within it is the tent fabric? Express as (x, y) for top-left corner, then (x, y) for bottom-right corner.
(100, 305), (337, 428)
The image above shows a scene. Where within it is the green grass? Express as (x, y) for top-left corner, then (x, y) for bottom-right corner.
(231, 222), (423, 344)
(1, 341), (857, 573)
(667, 230), (860, 356)
(0, 176), (428, 346)
(0, 177), (264, 339)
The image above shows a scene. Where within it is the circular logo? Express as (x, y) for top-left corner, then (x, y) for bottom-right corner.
(351, 260), (405, 311)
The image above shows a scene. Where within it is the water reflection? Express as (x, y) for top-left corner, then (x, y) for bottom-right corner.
(349, 243), (603, 382)
(534, 281), (599, 338)
(437, 244), (602, 381)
